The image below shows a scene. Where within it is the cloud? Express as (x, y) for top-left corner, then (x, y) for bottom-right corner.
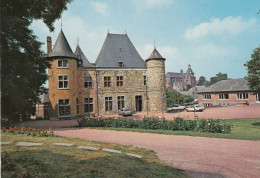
(89, 1), (109, 16)
(131, 0), (173, 9)
(184, 16), (256, 40)
(194, 43), (230, 58)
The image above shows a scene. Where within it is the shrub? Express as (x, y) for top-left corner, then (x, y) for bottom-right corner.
(2, 126), (54, 137)
(78, 117), (233, 134)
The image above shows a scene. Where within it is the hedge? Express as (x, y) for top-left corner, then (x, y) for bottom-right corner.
(78, 117), (233, 134)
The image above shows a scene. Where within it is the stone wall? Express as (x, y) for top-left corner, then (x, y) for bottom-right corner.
(96, 69), (147, 115)
(146, 60), (167, 112)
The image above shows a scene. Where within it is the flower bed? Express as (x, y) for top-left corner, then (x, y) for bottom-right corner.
(2, 126), (54, 137)
(78, 117), (233, 134)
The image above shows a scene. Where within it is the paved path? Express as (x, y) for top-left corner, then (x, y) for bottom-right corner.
(54, 128), (260, 178)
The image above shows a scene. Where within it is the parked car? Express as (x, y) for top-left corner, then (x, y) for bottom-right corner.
(118, 108), (132, 116)
(186, 105), (205, 112)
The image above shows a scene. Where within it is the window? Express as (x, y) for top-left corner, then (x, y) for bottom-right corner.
(57, 59), (68, 68)
(118, 62), (124, 67)
(58, 75), (69, 89)
(256, 94), (260, 102)
(117, 96), (125, 110)
(104, 76), (111, 87)
(58, 99), (70, 117)
(237, 93), (249, 100)
(105, 97), (113, 111)
(76, 98), (79, 114)
(143, 75), (147, 85)
(84, 77), (93, 88)
(84, 98), (94, 113)
(203, 94), (211, 100)
(219, 93), (229, 100)
(117, 76), (123, 86)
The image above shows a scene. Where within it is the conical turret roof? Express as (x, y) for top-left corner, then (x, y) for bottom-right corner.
(74, 45), (93, 68)
(146, 48), (165, 61)
(48, 29), (77, 59)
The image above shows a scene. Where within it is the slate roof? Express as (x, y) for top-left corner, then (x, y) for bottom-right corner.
(199, 78), (251, 93)
(166, 72), (184, 78)
(74, 45), (93, 68)
(48, 30), (77, 59)
(146, 48), (165, 61)
(95, 33), (146, 68)
(186, 64), (194, 74)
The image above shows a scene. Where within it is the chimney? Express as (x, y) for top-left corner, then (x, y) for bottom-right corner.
(47, 36), (52, 54)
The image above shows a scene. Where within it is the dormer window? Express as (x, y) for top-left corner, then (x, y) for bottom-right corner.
(118, 62), (124, 68)
(58, 59), (68, 68)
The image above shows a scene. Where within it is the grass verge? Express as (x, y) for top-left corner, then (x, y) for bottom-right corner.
(81, 118), (260, 140)
(1, 132), (186, 178)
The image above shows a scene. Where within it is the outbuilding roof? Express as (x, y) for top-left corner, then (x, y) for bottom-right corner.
(199, 78), (251, 93)
(74, 45), (93, 68)
(48, 30), (77, 59)
(95, 33), (146, 68)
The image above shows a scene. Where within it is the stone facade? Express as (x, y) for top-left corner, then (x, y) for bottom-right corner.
(47, 30), (167, 119)
(146, 60), (167, 112)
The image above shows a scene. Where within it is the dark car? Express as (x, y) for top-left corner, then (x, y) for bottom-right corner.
(118, 108), (132, 116)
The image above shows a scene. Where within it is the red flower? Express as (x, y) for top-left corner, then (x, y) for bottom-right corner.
(12, 161), (16, 165)
(21, 173), (25, 178)
(26, 170), (31, 173)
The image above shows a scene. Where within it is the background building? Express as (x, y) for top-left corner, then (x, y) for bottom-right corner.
(198, 78), (260, 106)
(47, 30), (167, 120)
(166, 65), (196, 91)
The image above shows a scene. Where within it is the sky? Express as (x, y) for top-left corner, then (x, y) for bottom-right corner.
(30, 0), (260, 81)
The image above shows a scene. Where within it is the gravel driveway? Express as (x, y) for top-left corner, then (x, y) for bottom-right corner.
(54, 128), (260, 178)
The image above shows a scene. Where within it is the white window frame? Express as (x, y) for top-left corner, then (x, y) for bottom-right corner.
(117, 96), (125, 111)
(58, 75), (69, 89)
(58, 99), (71, 117)
(57, 59), (68, 68)
(116, 76), (124, 87)
(84, 77), (93, 89)
(237, 93), (249, 100)
(84, 98), (94, 113)
(256, 93), (260, 102)
(219, 93), (229, 100)
(105, 96), (113, 112)
(202, 94), (211, 100)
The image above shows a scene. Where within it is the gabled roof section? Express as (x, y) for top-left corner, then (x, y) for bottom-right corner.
(95, 33), (146, 68)
(199, 78), (251, 93)
(74, 45), (93, 68)
(48, 30), (77, 59)
(166, 72), (183, 78)
(147, 48), (165, 61)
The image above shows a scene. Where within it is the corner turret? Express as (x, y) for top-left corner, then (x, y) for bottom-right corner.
(146, 48), (167, 113)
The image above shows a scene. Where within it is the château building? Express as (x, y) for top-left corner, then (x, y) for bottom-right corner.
(47, 30), (167, 120)
(165, 65), (196, 91)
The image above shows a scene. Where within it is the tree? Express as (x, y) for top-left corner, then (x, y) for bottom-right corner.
(244, 46), (260, 95)
(166, 89), (193, 106)
(1, 0), (72, 121)
(197, 76), (206, 86)
(169, 78), (173, 87)
(209, 72), (228, 85)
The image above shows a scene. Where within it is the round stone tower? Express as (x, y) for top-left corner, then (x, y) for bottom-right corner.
(47, 29), (79, 120)
(146, 48), (167, 113)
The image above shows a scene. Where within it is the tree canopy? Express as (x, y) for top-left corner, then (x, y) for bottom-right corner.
(1, 0), (72, 121)
(166, 90), (193, 106)
(209, 72), (228, 85)
(244, 46), (260, 94)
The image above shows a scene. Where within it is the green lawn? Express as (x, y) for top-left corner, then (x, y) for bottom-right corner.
(83, 118), (260, 140)
(1, 133), (186, 178)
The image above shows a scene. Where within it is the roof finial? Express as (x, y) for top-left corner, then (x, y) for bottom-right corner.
(125, 30), (127, 34)
(107, 29), (109, 34)
(61, 17), (62, 29)
(154, 38), (156, 49)
(76, 37), (80, 46)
